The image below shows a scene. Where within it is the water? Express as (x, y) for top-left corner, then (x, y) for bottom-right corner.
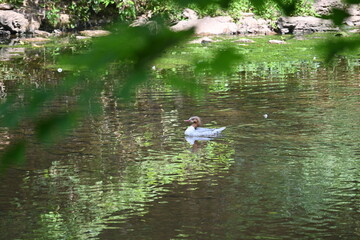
(1, 42), (360, 239)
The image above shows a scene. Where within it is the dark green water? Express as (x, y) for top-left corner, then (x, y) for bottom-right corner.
(1, 40), (360, 239)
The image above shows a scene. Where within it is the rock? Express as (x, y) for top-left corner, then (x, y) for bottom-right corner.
(171, 16), (237, 35)
(346, 16), (360, 26)
(349, 28), (360, 33)
(0, 3), (13, 10)
(59, 13), (70, 26)
(21, 37), (51, 43)
(170, 20), (194, 32)
(79, 30), (111, 37)
(241, 13), (255, 17)
(183, 8), (198, 20)
(189, 36), (214, 44)
(277, 16), (338, 34)
(237, 16), (274, 35)
(313, 0), (360, 27)
(130, 15), (148, 27)
(53, 29), (63, 36)
(27, 14), (41, 32)
(130, 18), (158, 33)
(314, 0), (344, 15)
(130, 11), (152, 27)
(196, 16), (237, 35)
(268, 40), (287, 44)
(34, 30), (51, 37)
(76, 35), (91, 40)
(0, 30), (11, 37)
(0, 10), (29, 33)
(334, 32), (349, 37)
(348, 5), (360, 17)
(345, 5), (360, 26)
(234, 38), (255, 43)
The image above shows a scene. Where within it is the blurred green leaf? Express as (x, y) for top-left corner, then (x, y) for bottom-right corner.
(321, 8), (350, 26)
(0, 96), (20, 128)
(195, 47), (244, 74)
(317, 36), (360, 63)
(273, 0), (297, 15)
(60, 22), (194, 99)
(25, 90), (53, 117)
(249, 0), (296, 15)
(35, 112), (79, 143)
(0, 89), (57, 129)
(167, 75), (204, 96)
(60, 23), (194, 73)
(248, 0), (267, 10)
(0, 141), (26, 172)
(119, 70), (148, 99)
(344, 0), (360, 3)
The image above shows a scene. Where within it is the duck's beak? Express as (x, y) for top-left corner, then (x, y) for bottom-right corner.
(184, 119), (191, 122)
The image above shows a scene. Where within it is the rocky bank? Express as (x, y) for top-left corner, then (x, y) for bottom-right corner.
(0, 0), (360, 37)
(171, 0), (360, 35)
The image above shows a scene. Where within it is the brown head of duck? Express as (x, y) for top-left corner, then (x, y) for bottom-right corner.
(184, 116), (202, 129)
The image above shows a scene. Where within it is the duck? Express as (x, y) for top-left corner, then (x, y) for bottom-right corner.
(184, 116), (226, 137)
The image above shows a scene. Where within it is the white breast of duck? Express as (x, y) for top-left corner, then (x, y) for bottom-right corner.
(184, 116), (226, 137)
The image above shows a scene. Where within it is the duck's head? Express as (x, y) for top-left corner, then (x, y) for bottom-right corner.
(184, 116), (202, 127)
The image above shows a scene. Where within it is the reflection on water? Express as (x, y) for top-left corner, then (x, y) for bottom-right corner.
(1, 51), (360, 239)
(185, 136), (221, 145)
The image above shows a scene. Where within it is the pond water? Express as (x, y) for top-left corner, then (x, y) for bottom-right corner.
(1, 36), (360, 239)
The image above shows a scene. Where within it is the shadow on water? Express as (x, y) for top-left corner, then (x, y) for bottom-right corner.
(1, 37), (360, 239)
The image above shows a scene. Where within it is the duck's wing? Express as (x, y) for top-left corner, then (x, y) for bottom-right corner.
(193, 127), (226, 137)
(195, 127), (212, 132)
(214, 127), (226, 133)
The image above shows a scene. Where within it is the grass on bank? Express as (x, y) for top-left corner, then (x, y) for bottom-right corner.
(154, 33), (360, 70)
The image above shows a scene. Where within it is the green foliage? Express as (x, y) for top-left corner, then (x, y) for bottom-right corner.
(0, 0), (23, 6)
(344, 0), (360, 3)
(45, 4), (61, 27)
(38, 0), (182, 28)
(1, 0), (317, 29)
(184, 0), (316, 21)
(172, 0), (232, 10)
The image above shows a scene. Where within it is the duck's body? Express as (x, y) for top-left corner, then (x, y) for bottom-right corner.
(184, 116), (226, 137)
(184, 126), (226, 137)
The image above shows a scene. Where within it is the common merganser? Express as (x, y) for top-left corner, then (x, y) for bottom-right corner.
(184, 116), (226, 137)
